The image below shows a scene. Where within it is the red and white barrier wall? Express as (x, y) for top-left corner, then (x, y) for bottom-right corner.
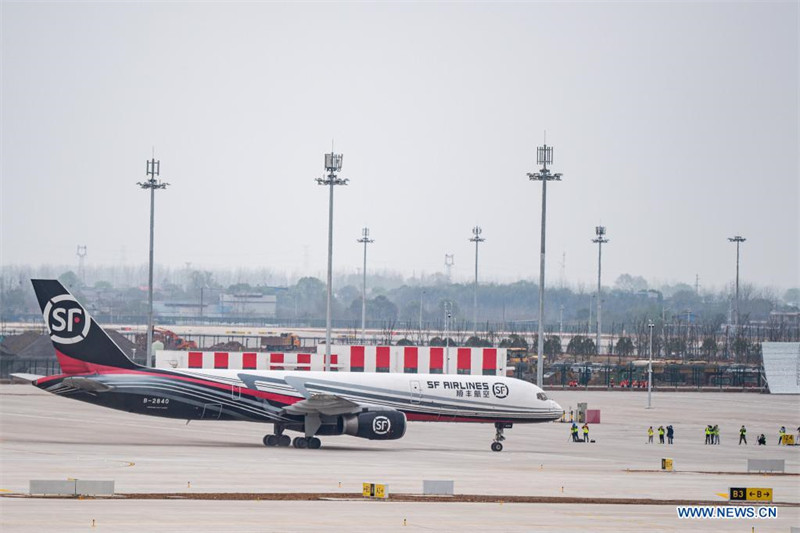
(155, 346), (507, 376)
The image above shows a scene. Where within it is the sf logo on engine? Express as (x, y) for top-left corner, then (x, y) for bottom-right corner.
(43, 294), (91, 345)
(372, 416), (391, 435)
(492, 383), (509, 399)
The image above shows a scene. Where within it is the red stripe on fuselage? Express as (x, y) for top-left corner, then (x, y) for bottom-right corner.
(39, 358), (303, 407)
(405, 413), (517, 423)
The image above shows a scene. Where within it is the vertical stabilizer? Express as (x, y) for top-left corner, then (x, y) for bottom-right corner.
(31, 279), (140, 374)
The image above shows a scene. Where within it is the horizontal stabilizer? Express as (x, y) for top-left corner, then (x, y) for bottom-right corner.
(10, 373), (44, 384)
(62, 376), (114, 393)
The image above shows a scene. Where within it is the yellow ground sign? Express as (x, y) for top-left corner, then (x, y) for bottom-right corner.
(661, 458), (673, 471)
(362, 482), (388, 499)
(730, 487), (772, 502)
(781, 434), (795, 445)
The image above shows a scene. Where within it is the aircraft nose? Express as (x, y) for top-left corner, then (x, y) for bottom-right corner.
(550, 399), (564, 416)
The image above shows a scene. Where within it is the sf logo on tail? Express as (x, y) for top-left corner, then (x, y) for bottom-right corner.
(43, 294), (91, 345)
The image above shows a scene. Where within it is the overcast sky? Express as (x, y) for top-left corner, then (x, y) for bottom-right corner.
(2, 1), (798, 291)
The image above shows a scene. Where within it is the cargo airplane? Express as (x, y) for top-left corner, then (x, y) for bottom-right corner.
(16, 280), (563, 451)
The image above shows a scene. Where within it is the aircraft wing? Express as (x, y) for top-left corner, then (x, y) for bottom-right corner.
(282, 393), (362, 416)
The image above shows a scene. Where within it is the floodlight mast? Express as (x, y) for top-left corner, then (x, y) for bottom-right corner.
(469, 226), (485, 337)
(592, 226), (609, 359)
(137, 158), (169, 367)
(647, 320), (654, 409)
(316, 152), (348, 372)
(728, 235), (746, 332)
(357, 227), (374, 344)
(527, 143), (562, 388)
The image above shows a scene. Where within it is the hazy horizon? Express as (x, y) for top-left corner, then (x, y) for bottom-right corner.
(3, 2), (798, 292)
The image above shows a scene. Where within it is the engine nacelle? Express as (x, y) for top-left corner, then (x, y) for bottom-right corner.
(342, 410), (406, 440)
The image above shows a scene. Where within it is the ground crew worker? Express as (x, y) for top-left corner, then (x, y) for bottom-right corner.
(666, 425), (674, 444)
(658, 425), (665, 444)
(757, 434), (766, 445)
(778, 426), (786, 445)
(713, 425), (720, 445)
(704, 425), (711, 445)
(571, 422), (579, 442)
(647, 426), (654, 444)
(582, 423), (589, 443)
(739, 425), (747, 445)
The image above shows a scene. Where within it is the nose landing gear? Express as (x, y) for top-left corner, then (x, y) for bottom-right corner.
(491, 422), (511, 452)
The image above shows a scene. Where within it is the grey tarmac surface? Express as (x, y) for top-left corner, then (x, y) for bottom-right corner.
(1, 384), (798, 532)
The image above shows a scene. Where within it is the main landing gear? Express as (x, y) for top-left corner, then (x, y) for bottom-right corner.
(262, 423), (322, 449)
(262, 433), (291, 447)
(292, 436), (321, 449)
(491, 422), (510, 452)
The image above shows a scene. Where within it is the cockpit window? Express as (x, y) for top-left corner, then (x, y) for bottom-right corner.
(537, 392), (548, 401)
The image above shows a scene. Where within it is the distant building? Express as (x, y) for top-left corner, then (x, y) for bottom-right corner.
(219, 293), (277, 318)
(769, 310), (800, 327)
(155, 293), (277, 319)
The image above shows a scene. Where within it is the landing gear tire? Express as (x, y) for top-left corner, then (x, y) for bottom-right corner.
(293, 437), (308, 449)
(263, 434), (279, 447)
(307, 437), (321, 449)
(492, 422), (507, 452)
(278, 434), (291, 447)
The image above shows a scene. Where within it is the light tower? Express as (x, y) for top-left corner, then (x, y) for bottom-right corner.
(357, 227), (374, 344)
(527, 140), (563, 388)
(728, 235), (746, 331)
(592, 226), (608, 358)
(443, 300), (453, 373)
(469, 226), (485, 337)
(76, 245), (87, 285)
(316, 151), (348, 371)
(647, 320), (654, 409)
(444, 254), (454, 281)
(137, 158), (169, 367)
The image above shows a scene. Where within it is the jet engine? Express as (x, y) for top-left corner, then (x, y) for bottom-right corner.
(342, 410), (406, 440)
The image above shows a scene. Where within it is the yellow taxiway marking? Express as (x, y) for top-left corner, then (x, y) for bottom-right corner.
(715, 492), (729, 499)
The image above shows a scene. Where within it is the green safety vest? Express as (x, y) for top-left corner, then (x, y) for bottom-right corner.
(658, 428), (664, 435)
(740, 428), (746, 435)
(705, 428), (710, 435)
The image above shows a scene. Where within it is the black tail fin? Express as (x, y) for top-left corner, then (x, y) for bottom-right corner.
(31, 280), (140, 374)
